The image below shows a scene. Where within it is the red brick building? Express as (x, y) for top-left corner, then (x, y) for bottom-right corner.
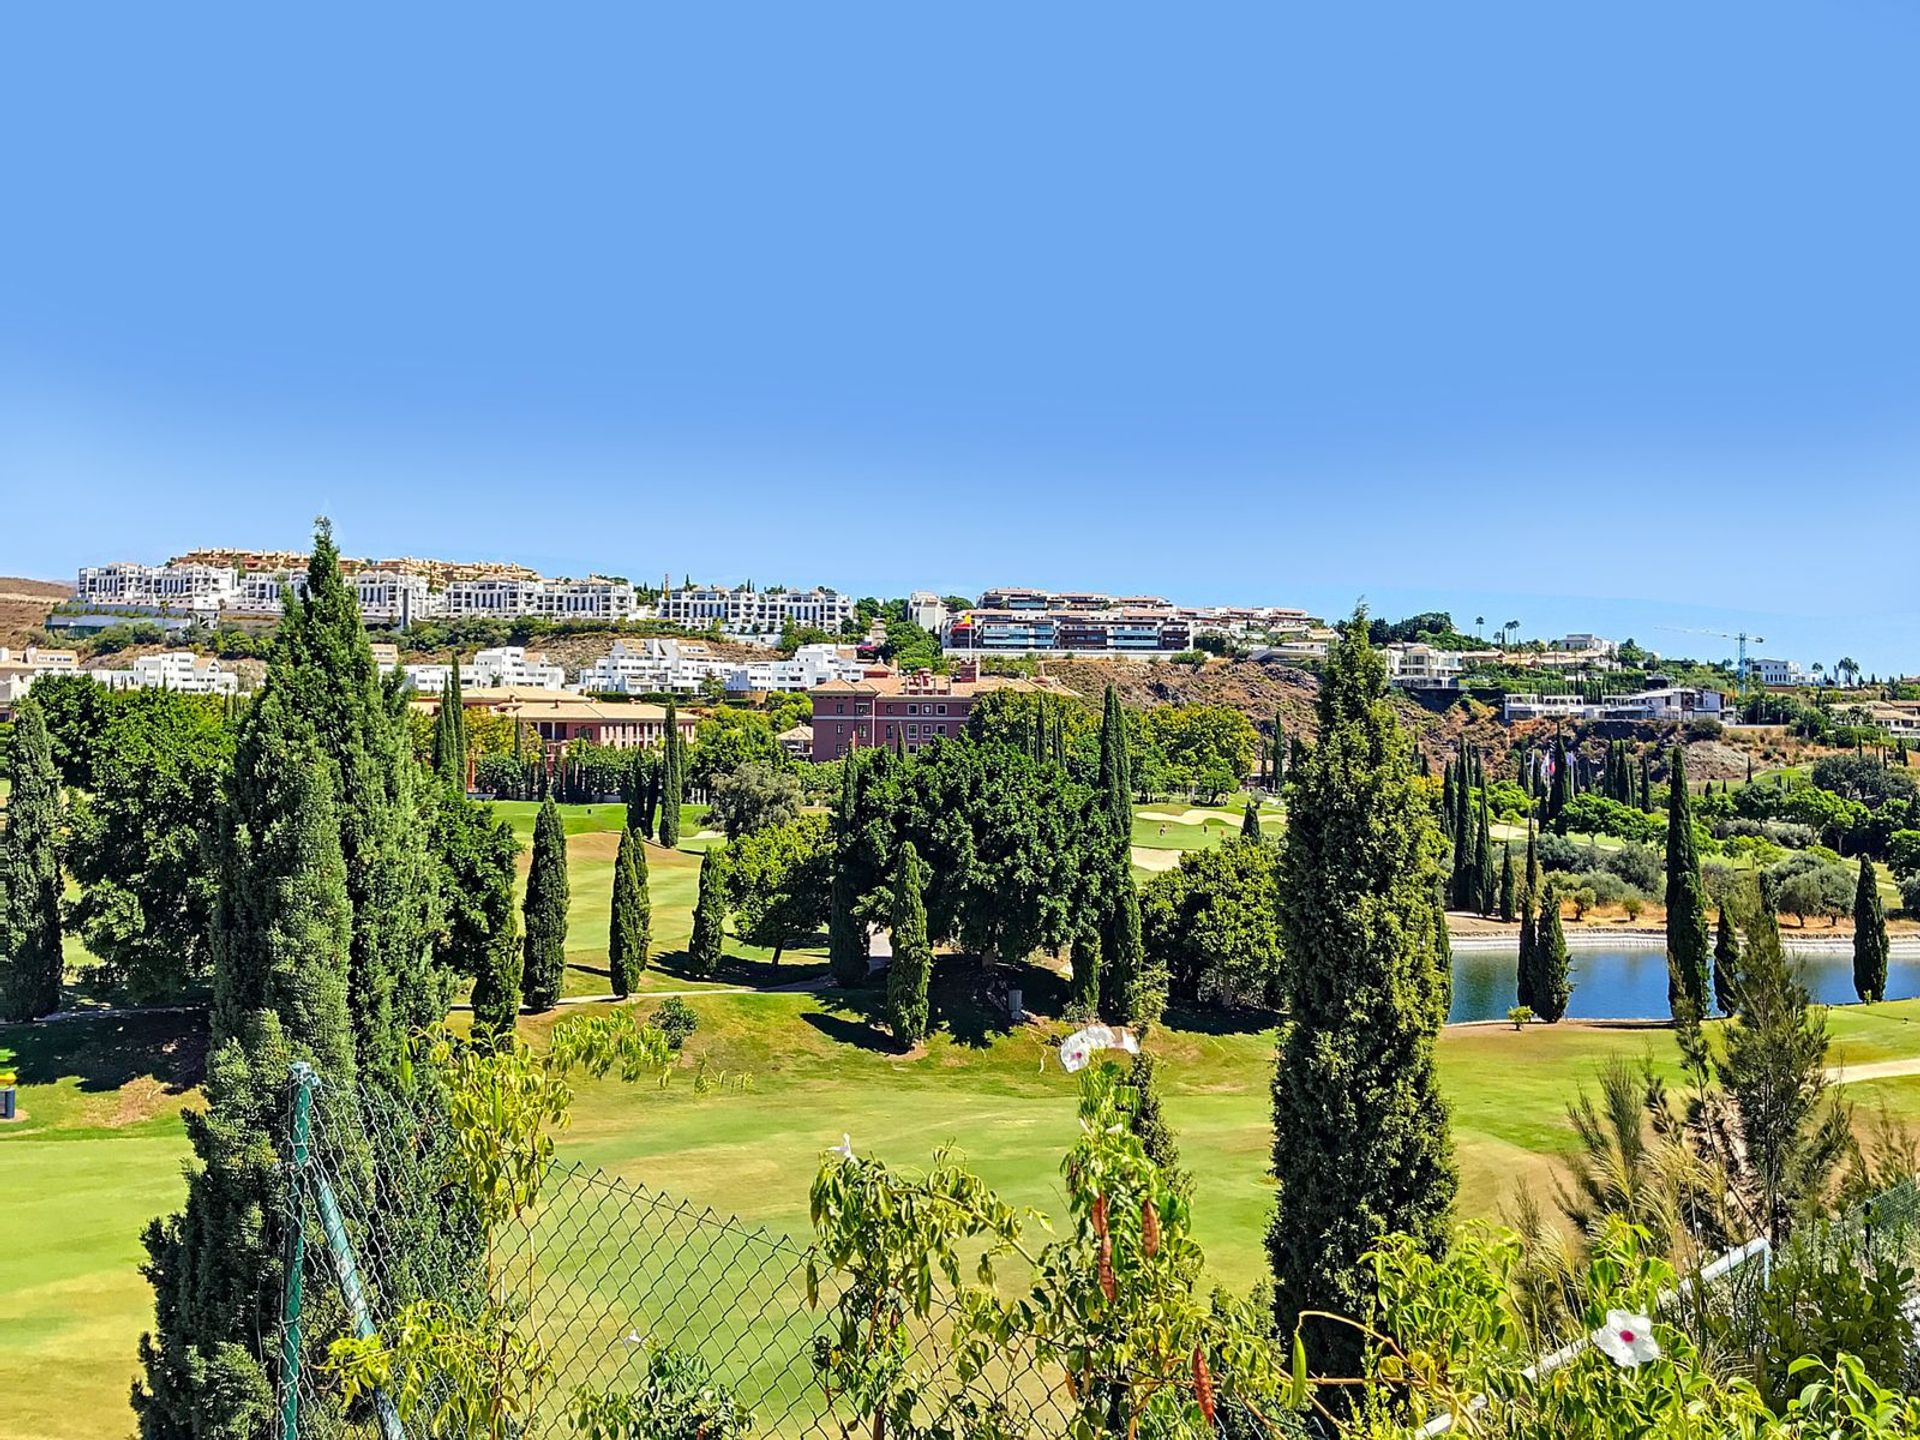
(807, 665), (1069, 761)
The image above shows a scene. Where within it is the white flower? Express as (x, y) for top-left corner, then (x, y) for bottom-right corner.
(1058, 1025), (1140, 1073)
(828, 1133), (856, 1162)
(622, 1329), (646, 1347)
(1591, 1310), (1660, 1367)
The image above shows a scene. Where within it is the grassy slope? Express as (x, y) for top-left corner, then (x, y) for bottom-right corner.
(9, 794), (1920, 1438)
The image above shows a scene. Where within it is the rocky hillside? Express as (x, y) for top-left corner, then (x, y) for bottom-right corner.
(0, 577), (71, 649)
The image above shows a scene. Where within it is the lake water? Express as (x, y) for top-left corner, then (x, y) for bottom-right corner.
(1449, 942), (1920, 1023)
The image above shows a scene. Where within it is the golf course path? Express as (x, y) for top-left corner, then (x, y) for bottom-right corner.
(1827, 1057), (1920, 1086)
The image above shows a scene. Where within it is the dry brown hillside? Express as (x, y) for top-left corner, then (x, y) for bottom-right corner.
(0, 577), (71, 648)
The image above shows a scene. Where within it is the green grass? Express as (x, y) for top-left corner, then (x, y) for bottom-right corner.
(9, 799), (1920, 1438)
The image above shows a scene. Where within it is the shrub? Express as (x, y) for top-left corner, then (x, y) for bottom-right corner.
(1685, 716), (1725, 740)
(649, 997), (698, 1051)
(569, 1345), (753, 1440)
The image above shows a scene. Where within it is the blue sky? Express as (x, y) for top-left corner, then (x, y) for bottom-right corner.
(2, 4), (1916, 673)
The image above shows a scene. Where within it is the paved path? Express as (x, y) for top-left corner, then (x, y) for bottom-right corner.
(1828, 1057), (1920, 1086)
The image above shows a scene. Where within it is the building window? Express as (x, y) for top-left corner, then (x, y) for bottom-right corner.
(937, 704), (947, 715)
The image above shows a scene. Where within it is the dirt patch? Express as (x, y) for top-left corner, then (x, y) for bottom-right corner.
(1683, 738), (1755, 783)
(568, 832), (624, 861)
(112, 1075), (171, 1127)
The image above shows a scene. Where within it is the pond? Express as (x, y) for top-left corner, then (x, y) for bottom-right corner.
(1449, 941), (1920, 1023)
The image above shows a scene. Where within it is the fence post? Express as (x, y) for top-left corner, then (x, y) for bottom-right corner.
(278, 1062), (318, 1440)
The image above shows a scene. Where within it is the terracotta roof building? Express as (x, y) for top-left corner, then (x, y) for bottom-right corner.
(807, 664), (1069, 762)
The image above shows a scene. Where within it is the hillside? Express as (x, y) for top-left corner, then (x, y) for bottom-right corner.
(0, 577), (71, 649)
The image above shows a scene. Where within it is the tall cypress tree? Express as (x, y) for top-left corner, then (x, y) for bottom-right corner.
(1853, 853), (1889, 1004)
(623, 749), (655, 840)
(1532, 880), (1571, 1022)
(1068, 925), (1102, 1016)
(686, 848), (726, 979)
(135, 687), (355, 1439)
(1547, 732), (1570, 824)
(1665, 745), (1711, 1017)
(1, 700), (64, 1021)
(608, 826), (651, 997)
(1498, 843), (1516, 923)
(828, 753), (868, 987)
(658, 700), (684, 848)
(1127, 1050), (1180, 1171)
(1639, 751), (1653, 811)
(432, 653), (467, 788)
(1713, 905), (1740, 1016)
(1271, 713), (1286, 786)
(1517, 824), (1539, 1011)
(1268, 614), (1453, 1372)
(272, 521), (439, 1083)
(1441, 760), (1457, 842)
(884, 841), (932, 1045)
(1241, 799), (1261, 839)
(1105, 857), (1161, 1028)
(1098, 684), (1132, 828)
(520, 797), (570, 1010)
(1474, 782), (1495, 916)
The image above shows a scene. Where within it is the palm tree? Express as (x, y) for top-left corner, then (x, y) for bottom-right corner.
(1837, 657), (1859, 688)
(1504, 619), (1521, 649)
(1475, 615), (1486, 639)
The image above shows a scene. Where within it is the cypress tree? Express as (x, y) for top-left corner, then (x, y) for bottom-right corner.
(828, 753), (868, 987)
(1639, 751), (1652, 811)
(1664, 746), (1711, 1017)
(134, 687), (355, 1439)
(1098, 684), (1132, 828)
(1268, 614), (1453, 1373)
(1, 700), (64, 1021)
(271, 521), (439, 1083)
(1474, 783), (1495, 916)
(1271, 712), (1286, 785)
(1532, 881), (1571, 1022)
(1853, 853), (1888, 1004)
(1498, 843), (1516, 924)
(884, 841), (932, 1045)
(1103, 857), (1161, 1028)
(432, 653), (467, 788)
(1126, 1050), (1180, 1171)
(1713, 905), (1740, 1017)
(520, 797), (570, 1010)
(658, 699), (684, 848)
(1068, 925), (1102, 1016)
(1241, 799), (1261, 839)
(623, 749), (654, 840)
(608, 827), (651, 997)
(1547, 732), (1570, 823)
(1517, 824), (1539, 1010)
(1441, 760), (1457, 842)
(686, 848), (726, 979)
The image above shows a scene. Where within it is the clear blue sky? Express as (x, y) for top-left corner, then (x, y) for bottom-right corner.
(3, 4), (1916, 673)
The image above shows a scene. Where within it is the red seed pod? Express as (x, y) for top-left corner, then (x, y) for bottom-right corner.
(1093, 1194), (1115, 1301)
(1193, 1346), (1216, 1426)
(1142, 1197), (1161, 1258)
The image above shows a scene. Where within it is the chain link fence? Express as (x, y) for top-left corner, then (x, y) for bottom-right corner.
(272, 1063), (1098, 1440)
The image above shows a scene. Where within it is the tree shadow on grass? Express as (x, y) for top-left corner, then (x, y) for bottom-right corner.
(0, 1008), (207, 1094)
(933, 956), (1067, 1049)
(800, 986), (898, 1055)
(1159, 1002), (1281, 1038)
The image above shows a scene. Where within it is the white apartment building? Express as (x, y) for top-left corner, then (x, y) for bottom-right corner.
(656, 585), (853, 641)
(1502, 687), (1725, 724)
(404, 646), (569, 693)
(77, 562), (240, 613)
(1383, 643), (1471, 687)
(91, 652), (241, 696)
(907, 592), (950, 634)
(440, 576), (637, 622)
(1750, 657), (1811, 687)
(726, 644), (866, 694)
(577, 638), (733, 695)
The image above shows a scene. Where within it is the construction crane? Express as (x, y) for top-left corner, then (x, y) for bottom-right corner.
(1656, 626), (1765, 688)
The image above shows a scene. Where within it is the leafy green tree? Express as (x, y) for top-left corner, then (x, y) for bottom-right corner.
(428, 784), (520, 1045)
(1713, 905), (1740, 1016)
(21, 669), (113, 790)
(1532, 881), (1571, 1022)
(1267, 612), (1454, 1373)
(134, 685), (354, 1439)
(67, 692), (234, 1001)
(703, 760), (802, 838)
(1144, 704), (1256, 801)
(1140, 835), (1282, 1008)
(658, 699), (684, 848)
(687, 707), (784, 792)
(1853, 852), (1889, 1003)
(520, 797), (570, 1010)
(1665, 745), (1712, 1017)
(725, 812), (829, 963)
(884, 841), (933, 1045)
(608, 827), (651, 996)
(686, 848), (726, 978)
(1, 700), (64, 1020)
(432, 652), (467, 786)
